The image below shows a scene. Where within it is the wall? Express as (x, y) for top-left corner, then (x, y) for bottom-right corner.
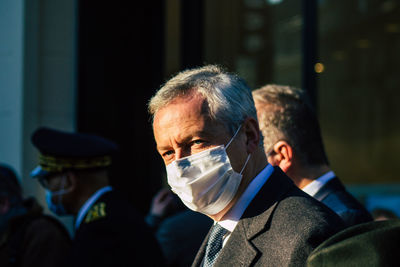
(0, 0), (24, 176)
(0, 0), (77, 234)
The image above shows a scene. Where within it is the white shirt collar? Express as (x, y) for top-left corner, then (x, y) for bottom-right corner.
(218, 164), (274, 233)
(75, 186), (113, 230)
(302, 171), (336, 197)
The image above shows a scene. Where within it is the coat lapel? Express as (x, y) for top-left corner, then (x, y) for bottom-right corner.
(213, 167), (295, 267)
(214, 201), (280, 266)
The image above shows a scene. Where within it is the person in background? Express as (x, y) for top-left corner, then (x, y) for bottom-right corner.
(371, 208), (398, 221)
(30, 127), (164, 267)
(148, 65), (344, 267)
(252, 84), (373, 227)
(145, 188), (182, 231)
(146, 188), (213, 267)
(0, 163), (71, 267)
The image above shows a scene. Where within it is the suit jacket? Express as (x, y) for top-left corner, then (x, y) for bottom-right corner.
(192, 167), (345, 267)
(313, 177), (373, 227)
(69, 190), (165, 267)
(307, 219), (400, 267)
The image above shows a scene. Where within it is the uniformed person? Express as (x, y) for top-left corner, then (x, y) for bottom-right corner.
(30, 127), (164, 267)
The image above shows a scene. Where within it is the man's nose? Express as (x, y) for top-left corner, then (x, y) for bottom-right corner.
(175, 148), (192, 160)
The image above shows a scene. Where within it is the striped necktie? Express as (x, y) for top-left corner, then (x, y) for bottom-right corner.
(203, 224), (228, 267)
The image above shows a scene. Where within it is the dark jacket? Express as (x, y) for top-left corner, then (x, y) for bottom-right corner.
(69, 190), (165, 267)
(192, 167), (345, 267)
(156, 210), (212, 267)
(307, 219), (400, 267)
(314, 177), (373, 227)
(0, 197), (71, 267)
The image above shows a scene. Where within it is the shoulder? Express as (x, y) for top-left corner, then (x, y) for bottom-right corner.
(224, 187), (344, 267)
(274, 190), (345, 230)
(81, 191), (143, 226)
(266, 193), (344, 260)
(74, 191), (146, 245)
(71, 192), (165, 266)
(77, 191), (152, 240)
(247, 176), (345, 240)
(25, 215), (71, 241)
(258, 185), (345, 253)
(83, 201), (108, 225)
(20, 214), (71, 261)
(307, 219), (400, 267)
(248, 167), (344, 232)
(321, 187), (373, 226)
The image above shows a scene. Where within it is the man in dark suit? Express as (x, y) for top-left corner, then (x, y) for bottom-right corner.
(30, 127), (164, 267)
(253, 84), (373, 227)
(148, 65), (345, 266)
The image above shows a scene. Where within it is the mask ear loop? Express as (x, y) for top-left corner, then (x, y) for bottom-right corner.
(225, 124), (243, 150)
(52, 175), (72, 200)
(239, 154), (251, 175)
(224, 124), (252, 175)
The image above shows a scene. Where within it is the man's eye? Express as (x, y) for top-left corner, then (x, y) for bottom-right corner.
(163, 150), (174, 156)
(192, 140), (205, 145)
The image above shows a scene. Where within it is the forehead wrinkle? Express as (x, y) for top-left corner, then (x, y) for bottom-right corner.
(153, 93), (210, 150)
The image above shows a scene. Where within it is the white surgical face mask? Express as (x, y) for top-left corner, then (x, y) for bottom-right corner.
(166, 125), (251, 216)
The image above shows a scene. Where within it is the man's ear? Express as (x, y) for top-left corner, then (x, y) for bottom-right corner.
(243, 117), (261, 154)
(267, 141), (293, 173)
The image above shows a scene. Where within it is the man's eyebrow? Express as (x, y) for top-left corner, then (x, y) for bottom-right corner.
(156, 145), (170, 151)
(156, 142), (180, 151)
(190, 130), (216, 141)
(156, 130), (214, 151)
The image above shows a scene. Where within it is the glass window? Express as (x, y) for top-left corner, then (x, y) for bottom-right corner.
(318, 0), (400, 184)
(204, 0), (302, 89)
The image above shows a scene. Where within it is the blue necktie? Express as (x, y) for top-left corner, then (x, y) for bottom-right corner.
(203, 224), (228, 267)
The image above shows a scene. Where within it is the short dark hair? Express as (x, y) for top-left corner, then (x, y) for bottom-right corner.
(253, 84), (329, 166)
(0, 164), (23, 202)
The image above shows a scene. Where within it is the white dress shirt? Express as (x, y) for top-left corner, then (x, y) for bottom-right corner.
(302, 171), (336, 197)
(217, 164), (274, 246)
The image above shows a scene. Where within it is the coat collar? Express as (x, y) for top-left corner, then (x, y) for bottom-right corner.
(313, 177), (342, 202)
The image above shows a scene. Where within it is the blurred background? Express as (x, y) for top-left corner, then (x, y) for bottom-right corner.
(1, 0), (399, 231)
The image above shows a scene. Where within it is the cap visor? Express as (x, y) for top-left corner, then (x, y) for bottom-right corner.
(30, 166), (49, 178)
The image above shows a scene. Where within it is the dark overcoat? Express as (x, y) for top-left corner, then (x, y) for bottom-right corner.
(69, 190), (165, 267)
(192, 167), (345, 267)
(314, 177), (373, 227)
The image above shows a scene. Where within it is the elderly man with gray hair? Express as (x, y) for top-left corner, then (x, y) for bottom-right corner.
(148, 65), (344, 267)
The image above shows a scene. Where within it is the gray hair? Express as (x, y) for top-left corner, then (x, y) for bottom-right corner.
(148, 65), (258, 135)
(252, 84), (329, 166)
